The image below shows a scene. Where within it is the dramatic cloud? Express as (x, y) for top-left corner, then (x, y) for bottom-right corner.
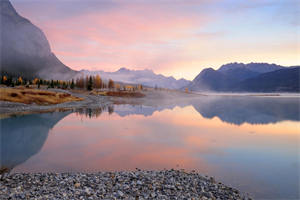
(12, 0), (299, 80)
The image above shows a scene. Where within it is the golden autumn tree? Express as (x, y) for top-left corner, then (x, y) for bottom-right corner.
(17, 77), (23, 85)
(137, 84), (143, 90)
(3, 76), (7, 83)
(33, 78), (39, 85)
(94, 75), (102, 88)
(115, 84), (121, 90)
(108, 79), (115, 89)
(125, 85), (134, 91)
(76, 77), (84, 88)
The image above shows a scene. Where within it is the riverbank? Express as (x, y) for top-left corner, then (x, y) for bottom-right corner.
(0, 89), (111, 117)
(0, 88), (83, 105)
(0, 88), (201, 117)
(0, 170), (250, 200)
(2, 87), (296, 117)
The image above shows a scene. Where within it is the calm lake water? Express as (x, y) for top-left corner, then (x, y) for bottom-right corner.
(1, 96), (300, 199)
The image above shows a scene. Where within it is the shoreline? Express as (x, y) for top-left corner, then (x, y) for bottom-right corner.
(0, 170), (250, 200)
(0, 89), (113, 117)
(1, 88), (298, 117)
(0, 88), (200, 117)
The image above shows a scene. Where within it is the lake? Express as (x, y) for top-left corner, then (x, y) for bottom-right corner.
(1, 95), (299, 199)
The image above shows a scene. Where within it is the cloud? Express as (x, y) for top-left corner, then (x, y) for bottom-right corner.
(11, 0), (299, 80)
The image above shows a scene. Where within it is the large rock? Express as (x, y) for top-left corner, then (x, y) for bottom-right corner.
(0, 0), (77, 80)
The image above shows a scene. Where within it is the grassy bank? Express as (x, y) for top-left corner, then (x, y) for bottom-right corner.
(0, 87), (83, 105)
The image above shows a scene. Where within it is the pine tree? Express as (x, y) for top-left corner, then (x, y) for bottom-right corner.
(50, 80), (54, 88)
(87, 76), (93, 90)
(70, 79), (75, 89)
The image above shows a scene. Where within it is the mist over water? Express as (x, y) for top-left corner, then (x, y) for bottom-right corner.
(1, 96), (299, 199)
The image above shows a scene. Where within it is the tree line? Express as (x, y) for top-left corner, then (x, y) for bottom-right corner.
(0, 75), (143, 91)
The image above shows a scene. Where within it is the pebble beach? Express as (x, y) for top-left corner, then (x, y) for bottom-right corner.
(0, 170), (250, 200)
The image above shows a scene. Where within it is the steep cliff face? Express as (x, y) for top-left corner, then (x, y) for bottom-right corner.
(0, 0), (77, 80)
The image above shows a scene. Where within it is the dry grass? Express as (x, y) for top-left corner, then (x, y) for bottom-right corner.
(0, 88), (83, 105)
(90, 90), (145, 98)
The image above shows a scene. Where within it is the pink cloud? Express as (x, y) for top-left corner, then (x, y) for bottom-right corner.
(11, 0), (299, 80)
(13, 1), (215, 76)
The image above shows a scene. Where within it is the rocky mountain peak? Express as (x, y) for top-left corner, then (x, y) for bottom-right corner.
(1, 0), (77, 80)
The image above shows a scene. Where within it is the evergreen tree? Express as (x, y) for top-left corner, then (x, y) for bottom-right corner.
(87, 76), (93, 91)
(70, 79), (75, 89)
(50, 80), (54, 88)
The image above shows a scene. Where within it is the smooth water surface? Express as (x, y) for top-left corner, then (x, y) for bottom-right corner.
(1, 96), (299, 199)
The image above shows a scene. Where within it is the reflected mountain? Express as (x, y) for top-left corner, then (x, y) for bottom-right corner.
(113, 104), (183, 117)
(0, 111), (70, 174)
(74, 96), (300, 125)
(191, 96), (300, 125)
(1, 96), (298, 174)
(74, 103), (190, 118)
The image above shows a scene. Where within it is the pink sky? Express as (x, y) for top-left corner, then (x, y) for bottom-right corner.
(11, 0), (299, 80)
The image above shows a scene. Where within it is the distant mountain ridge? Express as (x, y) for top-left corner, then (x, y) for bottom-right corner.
(0, 0), (77, 80)
(79, 68), (191, 89)
(188, 62), (300, 92)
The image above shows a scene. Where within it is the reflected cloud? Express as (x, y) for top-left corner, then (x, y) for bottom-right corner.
(1, 97), (299, 198)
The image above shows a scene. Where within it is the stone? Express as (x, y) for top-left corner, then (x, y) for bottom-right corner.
(74, 183), (81, 188)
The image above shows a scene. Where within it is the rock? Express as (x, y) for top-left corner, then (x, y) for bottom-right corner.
(0, 170), (247, 199)
(150, 192), (156, 198)
(1, 0), (77, 80)
(85, 187), (91, 195)
(137, 180), (142, 185)
(74, 183), (80, 188)
(118, 190), (124, 197)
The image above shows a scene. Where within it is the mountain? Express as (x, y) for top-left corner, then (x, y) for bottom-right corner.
(236, 67), (300, 92)
(188, 68), (237, 91)
(79, 68), (191, 89)
(188, 63), (299, 92)
(0, 0), (77, 80)
(218, 62), (284, 74)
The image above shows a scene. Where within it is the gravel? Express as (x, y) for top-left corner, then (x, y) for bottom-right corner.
(0, 169), (251, 199)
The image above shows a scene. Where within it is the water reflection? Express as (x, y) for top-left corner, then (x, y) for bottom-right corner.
(75, 105), (114, 118)
(191, 96), (300, 125)
(73, 96), (300, 125)
(0, 111), (71, 173)
(0, 96), (299, 199)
